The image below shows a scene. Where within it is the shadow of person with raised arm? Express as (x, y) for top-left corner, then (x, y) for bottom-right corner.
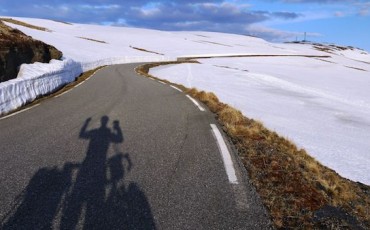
(61, 116), (123, 229)
(2, 116), (156, 230)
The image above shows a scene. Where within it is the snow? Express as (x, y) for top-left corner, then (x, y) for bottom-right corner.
(0, 17), (177, 114)
(1, 16), (307, 115)
(1, 16), (369, 185)
(150, 53), (370, 185)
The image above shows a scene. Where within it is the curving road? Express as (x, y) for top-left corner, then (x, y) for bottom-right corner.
(0, 63), (272, 229)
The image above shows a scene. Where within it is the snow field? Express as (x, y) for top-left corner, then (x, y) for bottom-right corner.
(150, 55), (370, 185)
(1, 15), (299, 116)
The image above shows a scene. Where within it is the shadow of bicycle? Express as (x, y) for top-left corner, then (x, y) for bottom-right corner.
(2, 116), (156, 230)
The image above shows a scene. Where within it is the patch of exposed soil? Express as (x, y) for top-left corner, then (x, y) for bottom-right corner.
(0, 20), (62, 83)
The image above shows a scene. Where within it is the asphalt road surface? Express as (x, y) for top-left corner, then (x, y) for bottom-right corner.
(0, 63), (273, 229)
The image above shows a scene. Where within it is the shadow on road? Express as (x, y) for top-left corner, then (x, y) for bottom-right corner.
(1, 116), (156, 229)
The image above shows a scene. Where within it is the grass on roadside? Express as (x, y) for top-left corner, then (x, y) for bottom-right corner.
(136, 62), (370, 229)
(0, 18), (51, 32)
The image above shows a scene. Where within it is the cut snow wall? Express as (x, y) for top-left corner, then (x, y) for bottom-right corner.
(0, 56), (175, 115)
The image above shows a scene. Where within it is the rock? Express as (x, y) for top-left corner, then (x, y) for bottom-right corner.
(0, 20), (62, 83)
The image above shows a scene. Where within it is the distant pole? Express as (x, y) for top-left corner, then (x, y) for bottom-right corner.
(304, 32), (307, 42)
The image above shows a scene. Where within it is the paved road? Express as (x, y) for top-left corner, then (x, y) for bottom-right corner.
(0, 63), (272, 229)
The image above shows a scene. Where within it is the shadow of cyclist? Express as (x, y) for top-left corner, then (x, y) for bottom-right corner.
(2, 116), (156, 230)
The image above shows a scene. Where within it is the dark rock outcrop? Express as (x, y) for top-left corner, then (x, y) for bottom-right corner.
(0, 21), (62, 83)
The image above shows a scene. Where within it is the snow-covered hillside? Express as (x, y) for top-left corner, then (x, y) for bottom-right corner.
(151, 54), (370, 185)
(1, 17), (369, 185)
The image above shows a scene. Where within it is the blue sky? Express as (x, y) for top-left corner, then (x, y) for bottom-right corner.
(1, 0), (369, 51)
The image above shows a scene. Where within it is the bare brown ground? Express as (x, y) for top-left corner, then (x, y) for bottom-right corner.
(77, 37), (107, 44)
(129, 46), (164, 55)
(0, 18), (51, 32)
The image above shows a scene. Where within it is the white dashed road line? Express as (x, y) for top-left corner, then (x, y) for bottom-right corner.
(170, 85), (183, 92)
(210, 124), (238, 184)
(74, 81), (85, 89)
(55, 90), (70, 98)
(186, 95), (205, 112)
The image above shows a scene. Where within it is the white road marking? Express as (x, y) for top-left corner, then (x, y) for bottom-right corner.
(57, 70), (100, 97)
(186, 95), (205, 111)
(0, 104), (40, 120)
(55, 90), (70, 98)
(74, 81), (85, 89)
(158, 81), (166, 85)
(73, 67), (102, 89)
(148, 78), (155, 81)
(170, 85), (183, 92)
(210, 124), (238, 184)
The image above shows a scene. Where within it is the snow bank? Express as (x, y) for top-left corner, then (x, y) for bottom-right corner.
(0, 56), (174, 115)
(0, 59), (81, 115)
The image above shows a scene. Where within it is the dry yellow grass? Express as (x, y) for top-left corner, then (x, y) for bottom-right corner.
(0, 18), (51, 32)
(129, 46), (164, 56)
(77, 37), (107, 44)
(136, 62), (370, 229)
(51, 20), (72, 25)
